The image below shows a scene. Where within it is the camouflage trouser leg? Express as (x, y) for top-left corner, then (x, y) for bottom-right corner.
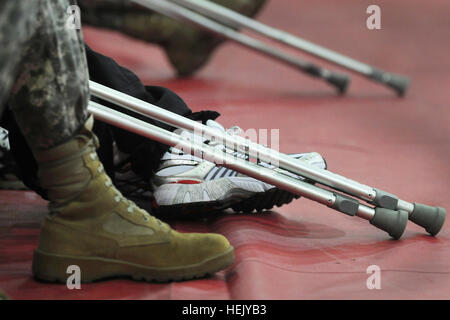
(5, 0), (90, 152)
(0, 1), (40, 110)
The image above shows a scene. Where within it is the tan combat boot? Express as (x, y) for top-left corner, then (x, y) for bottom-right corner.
(31, 117), (234, 282)
(163, 0), (268, 76)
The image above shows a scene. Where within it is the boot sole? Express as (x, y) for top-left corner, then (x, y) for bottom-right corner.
(32, 246), (234, 283)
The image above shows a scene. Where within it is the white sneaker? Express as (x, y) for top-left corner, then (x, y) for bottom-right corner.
(151, 120), (327, 217)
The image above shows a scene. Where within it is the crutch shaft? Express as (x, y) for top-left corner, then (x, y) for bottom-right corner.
(171, 0), (410, 96)
(132, 0), (349, 93)
(89, 81), (381, 205)
(89, 101), (334, 207)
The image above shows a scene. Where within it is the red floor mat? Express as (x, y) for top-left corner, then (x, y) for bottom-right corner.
(1, 0), (449, 299)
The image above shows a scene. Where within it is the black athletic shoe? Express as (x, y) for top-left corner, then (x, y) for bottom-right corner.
(0, 127), (27, 190)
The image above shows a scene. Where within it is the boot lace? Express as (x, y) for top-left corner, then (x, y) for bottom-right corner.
(90, 151), (165, 227)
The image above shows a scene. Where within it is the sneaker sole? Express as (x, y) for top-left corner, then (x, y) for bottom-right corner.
(154, 187), (300, 219)
(32, 246), (234, 283)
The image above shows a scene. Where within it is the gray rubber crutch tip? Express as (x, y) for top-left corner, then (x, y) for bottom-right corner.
(386, 73), (410, 97)
(327, 73), (350, 94)
(410, 203), (446, 236)
(371, 69), (410, 97)
(370, 208), (408, 240)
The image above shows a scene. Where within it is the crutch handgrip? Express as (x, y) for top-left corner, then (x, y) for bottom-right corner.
(370, 208), (408, 240)
(409, 203), (446, 236)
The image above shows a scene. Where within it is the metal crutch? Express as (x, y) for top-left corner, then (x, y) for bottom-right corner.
(168, 0), (410, 96)
(88, 100), (409, 239)
(131, 0), (350, 93)
(89, 81), (446, 237)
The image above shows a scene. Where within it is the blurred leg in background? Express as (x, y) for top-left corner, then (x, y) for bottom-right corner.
(78, 0), (268, 76)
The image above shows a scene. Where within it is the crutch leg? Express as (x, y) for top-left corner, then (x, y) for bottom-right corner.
(170, 0), (410, 96)
(88, 100), (410, 239)
(132, 0), (350, 93)
(89, 81), (446, 236)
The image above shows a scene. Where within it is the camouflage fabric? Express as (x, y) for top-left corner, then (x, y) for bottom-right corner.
(1, 0), (89, 152)
(77, 0), (268, 76)
(0, 1), (40, 111)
